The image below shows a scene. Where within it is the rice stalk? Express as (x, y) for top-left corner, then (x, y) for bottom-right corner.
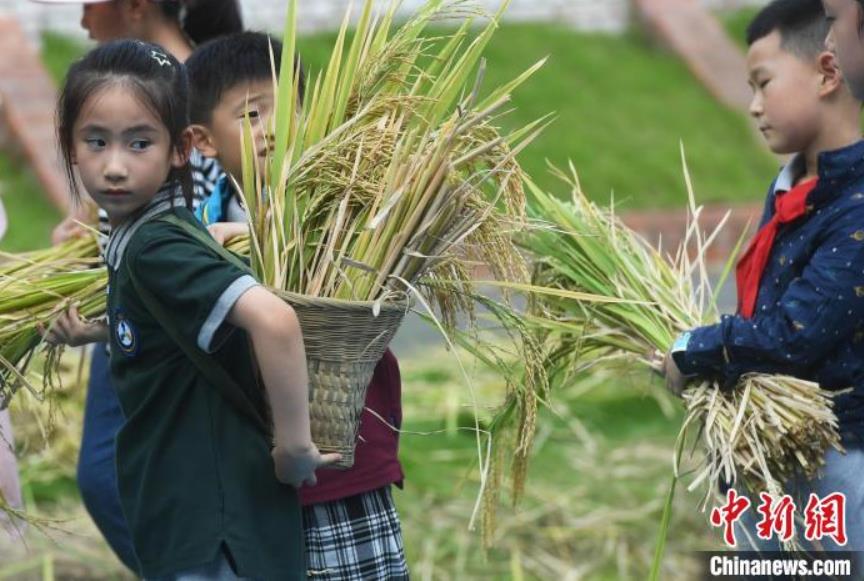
(244, 0), (543, 314)
(0, 236), (104, 410)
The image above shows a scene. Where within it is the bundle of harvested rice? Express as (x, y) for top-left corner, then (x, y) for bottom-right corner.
(0, 235), (103, 408)
(520, 161), (841, 503)
(243, 0), (545, 306)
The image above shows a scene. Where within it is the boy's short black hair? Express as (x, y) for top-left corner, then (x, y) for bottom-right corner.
(746, 0), (830, 58)
(186, 31), (305, 125)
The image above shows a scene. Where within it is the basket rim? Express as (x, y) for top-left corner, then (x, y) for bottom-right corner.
(271, 288), (411, 314)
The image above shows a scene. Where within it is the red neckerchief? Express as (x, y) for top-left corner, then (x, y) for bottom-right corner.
(736, 177), (818, 319)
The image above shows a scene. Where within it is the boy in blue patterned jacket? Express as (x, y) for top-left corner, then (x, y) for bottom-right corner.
(661, 0), (864, 560)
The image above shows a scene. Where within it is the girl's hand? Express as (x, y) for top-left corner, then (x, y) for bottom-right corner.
(227, 288), (340, 486)
(51, 215), (89, 245)
(271, 444), (342, 488)
(39, 306), (108, 347)
(207, 222), (249, 247)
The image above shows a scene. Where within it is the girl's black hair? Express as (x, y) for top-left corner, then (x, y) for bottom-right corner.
(157, 0), (243, 45)
(57, 39), (193, 208)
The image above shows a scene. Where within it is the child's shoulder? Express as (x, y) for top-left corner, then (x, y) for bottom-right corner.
(125, 209), (205, 261)
(809, 181), (864, 244)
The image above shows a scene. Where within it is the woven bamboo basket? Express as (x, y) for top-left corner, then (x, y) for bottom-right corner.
(275, 290), (410, 469)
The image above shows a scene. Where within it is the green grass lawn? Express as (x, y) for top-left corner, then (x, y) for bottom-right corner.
(393, 357), (719, 579)
(724, 7), (761, 48)
(0, 156), (62, 253)
(0, 32), (82, 253)
(297, 22), (776, 209)
(40, 32), (88, 85)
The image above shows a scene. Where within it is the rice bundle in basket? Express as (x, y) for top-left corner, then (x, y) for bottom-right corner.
(239, 0), (547, 467)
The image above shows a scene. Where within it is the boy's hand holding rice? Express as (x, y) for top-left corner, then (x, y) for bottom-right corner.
(206, 222), (248, 246)
(661, 352), (691, 398)
(647, 348), (694, 397)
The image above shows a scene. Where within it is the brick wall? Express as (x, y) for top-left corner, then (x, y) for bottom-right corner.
(2, 0), (769, 42)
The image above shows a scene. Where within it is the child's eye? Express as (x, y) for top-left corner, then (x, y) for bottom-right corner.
(85, 137), (106, 150)
(241, 110), (261, 120)
(130, 139), (151, 151)
(759, 80), (770, 89)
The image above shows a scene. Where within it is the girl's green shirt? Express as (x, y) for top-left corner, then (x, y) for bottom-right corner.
(105, 203), (303, 579)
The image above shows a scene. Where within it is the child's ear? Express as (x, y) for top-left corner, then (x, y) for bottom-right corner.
(189, 124), (219, 159)
(171, 128), (194, 169)
(818, 50), (845, 98)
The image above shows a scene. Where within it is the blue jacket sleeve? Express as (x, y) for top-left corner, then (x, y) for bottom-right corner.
(677, 205), (864, 385)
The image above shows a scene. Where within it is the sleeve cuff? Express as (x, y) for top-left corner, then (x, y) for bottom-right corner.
(674, 324), (726, 377)
(671, 331), (691, 353)
(197, 275), (259, 353)
(673, 348), (700, 376)
(670, 331), (695, 375)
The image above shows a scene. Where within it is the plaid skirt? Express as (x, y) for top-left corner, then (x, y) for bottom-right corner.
(303, 486), (409, 580)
